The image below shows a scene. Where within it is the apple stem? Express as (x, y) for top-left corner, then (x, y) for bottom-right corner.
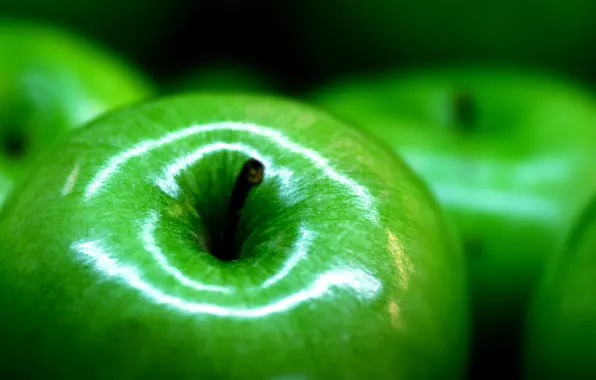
(453, 92), (475, 131)
(213, 157), (265, 261)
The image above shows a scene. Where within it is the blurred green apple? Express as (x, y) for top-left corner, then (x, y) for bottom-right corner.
(0, 94), (468, 379)
(0, 20), (155, 207)
(311, 66), (596, 376)
(289, 0), (596, 77)
(524, 195), (596, 379)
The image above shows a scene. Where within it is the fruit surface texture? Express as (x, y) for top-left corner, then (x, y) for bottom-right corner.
(0, 94), (468, 379)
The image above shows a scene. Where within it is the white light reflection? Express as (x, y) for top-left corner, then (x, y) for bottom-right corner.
(61, 163), (80, 196)
(141, 211), (233, 294)
(84, 121), (378, 223)
(387, 230), (412, 291)
(404, 152), (564, 220)
(72, 240), (382, 318)
(434, 183), (558, 220)
(155, 142), (292, 199)
(141, 210), (316, 292)
(261, 225), (315, 289)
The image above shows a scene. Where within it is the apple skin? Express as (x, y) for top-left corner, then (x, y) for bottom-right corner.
(523, 196), (596, 379)
(0, 94), (468, 379)
(289, 0), (596, 76)
(0, 21), (155, 207)
(311, 67), (596, 374)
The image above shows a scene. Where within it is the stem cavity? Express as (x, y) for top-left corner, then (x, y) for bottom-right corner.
(212, 158), (265, 261)
(453, 91), (476, 132)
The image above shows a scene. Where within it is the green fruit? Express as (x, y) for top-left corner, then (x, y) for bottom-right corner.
(0, 94), (468, 379)
(290, 0), (596, 76)
(524, 196), (596, 379)
(168, 62), (274, 95)
(0, 20), (155, 207)
(311, 66), (596, 374)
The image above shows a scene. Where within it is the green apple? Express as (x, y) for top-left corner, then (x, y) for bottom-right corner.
(0, 94), (468, 379)
(0, 20), (155, 207)
(167, 62), (275, 95)
(289, 0), (596, 76)
(523, 195), (596, 379)
(311, 66), (596, 375)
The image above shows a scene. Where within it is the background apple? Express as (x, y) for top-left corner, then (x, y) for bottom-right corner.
(287, 0), (596, 79)
(523, 195), (596, 379)
(0, 94), (468, 379)
(310, 66), (596, 377)
(0, 20), (155, 207)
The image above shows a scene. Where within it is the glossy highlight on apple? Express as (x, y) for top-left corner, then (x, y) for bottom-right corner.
(0, 94), (468, 379)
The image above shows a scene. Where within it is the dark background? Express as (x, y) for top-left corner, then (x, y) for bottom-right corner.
(3, 0), (596, 95)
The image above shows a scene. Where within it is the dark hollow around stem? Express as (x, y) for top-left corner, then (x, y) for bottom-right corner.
(210, 157), (265, 261)
(453, 91), (476, 133)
